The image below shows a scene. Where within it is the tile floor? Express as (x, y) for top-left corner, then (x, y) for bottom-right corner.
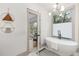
(28, 48), (79, 56)
(18, 47), (79, 56)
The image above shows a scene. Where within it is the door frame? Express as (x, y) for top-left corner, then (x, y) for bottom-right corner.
(27, 8), (41, 52)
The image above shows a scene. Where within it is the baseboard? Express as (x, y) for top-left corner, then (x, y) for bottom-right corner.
(16, 51), (29, 56)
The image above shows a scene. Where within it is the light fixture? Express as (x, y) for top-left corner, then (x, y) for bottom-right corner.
(0, 8), (15, 33)
(48, 3), (65, 16)
(60, 5), (65, 11)
(48, 12), (52, 16)
(53, 3), (65, 15)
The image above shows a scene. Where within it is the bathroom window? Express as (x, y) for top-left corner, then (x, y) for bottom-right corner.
(52, 7), (74, 39)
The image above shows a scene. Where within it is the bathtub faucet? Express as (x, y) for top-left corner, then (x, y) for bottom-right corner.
(57, 30), (61, 39)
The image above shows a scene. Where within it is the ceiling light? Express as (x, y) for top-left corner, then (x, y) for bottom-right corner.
(48, 12), (52, 16)
(0, 8), (15, 33)
(60, 5), (65, 11)
(53, 3), (65, 12)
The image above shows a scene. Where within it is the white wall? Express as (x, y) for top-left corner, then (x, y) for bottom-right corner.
(53, 22), (72, 39)
(0, 3), (50, 56)
(0, 4), (28, 56)
(25, 3), (51, 45)
(74, 4), (79, 45)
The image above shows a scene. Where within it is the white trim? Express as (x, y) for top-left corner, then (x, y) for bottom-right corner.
(27, 8), (41, 52)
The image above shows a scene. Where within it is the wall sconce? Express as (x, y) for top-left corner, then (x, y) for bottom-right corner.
(0, 9), (15, 33)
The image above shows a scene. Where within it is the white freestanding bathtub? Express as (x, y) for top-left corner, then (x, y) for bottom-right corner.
(45, 37), (78, 56)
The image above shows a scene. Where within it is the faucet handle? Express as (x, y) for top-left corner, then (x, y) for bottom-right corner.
(57, 30), (61, 39)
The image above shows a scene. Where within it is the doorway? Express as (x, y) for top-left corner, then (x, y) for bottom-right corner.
(27, 8), (41, 52)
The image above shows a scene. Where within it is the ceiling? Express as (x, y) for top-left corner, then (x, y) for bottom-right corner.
(39, 3), (75, 12)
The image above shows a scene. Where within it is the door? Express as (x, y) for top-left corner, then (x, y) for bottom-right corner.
(27, 8), (41, 52)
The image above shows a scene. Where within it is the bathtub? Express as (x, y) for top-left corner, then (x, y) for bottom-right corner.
(45, 37), (78, 56)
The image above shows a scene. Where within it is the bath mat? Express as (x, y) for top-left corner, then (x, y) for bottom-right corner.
(36, 48), (60, 56)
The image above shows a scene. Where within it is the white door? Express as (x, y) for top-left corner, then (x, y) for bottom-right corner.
(27, 8), (41, 52)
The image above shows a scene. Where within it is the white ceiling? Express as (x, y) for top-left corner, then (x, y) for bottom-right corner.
(39, 3), (75, 12)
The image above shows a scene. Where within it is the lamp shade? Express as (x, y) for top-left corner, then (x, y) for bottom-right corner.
(2, 13), (13, 21)
(0, 10), (15, 33)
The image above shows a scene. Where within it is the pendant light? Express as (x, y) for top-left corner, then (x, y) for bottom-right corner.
(0, 8), (15, 33)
